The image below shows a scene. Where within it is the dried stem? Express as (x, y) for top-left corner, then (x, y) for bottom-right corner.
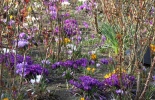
(139, 57), (155, 100)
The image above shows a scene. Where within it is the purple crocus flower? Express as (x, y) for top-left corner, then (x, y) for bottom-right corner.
(16, 62), (30, 76)
(100, 58), (109, 65)
(89, 60), (95, 65)
(80, 58), (88, 67)
(70, 75), (102, 91)
(17, 39), (29, 48)
(150, 6), (155, 15)
(49, 5), (57, 20)
(63, 19), (79, 37)
(83, 21), (89, 28)
(103, 73), (136, 89)
(8, 20), (15, 26)
(19, 32), (26, 39)
(101, 35), (106, 42)
(41, 59), (51, 65)
(63, 60), (73, 67)
(29, 64), (49, 76)
(116, 89), (124, 94)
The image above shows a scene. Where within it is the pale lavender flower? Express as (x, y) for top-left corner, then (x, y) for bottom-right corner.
(153, 75), (155, 81)
(8, 20), (15, 26)
(49, 5), (57, 20)
(116, 89), (124, 94)
(41, 60), (51, 65)
(19, 32), (26, 39)
(101, 35), (106, 42)
(68, 50), (73, 54)
(83, 21), (89, 28)
(17, 40), (29, 48)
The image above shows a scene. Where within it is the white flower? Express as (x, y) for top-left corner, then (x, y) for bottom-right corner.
(96, 63), (101, 67)
(62, 1), (70, 5)
(92, 51), (96, 54)
(36, 75), (42, 83)
(78, 0), (87, 2)
(2, 48), (15, 53)
(68, 50), (73, 54)
(23, 23), (28, 27)
(30, 79), (36, 84)
(66, 44), (77, 51)
(30, 75), (42, 84)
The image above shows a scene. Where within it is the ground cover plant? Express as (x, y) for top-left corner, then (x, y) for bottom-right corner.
(0, 0), (155, 100)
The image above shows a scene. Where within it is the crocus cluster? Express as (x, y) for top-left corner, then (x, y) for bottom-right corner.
(0, 53), (49, 77)
(103, 73), (136, 89)
(63, 19), (79, 37)
(16, 63), (49, 77)
(49, 5), (57, 20)
(69, 76), (107, 100)
(69, 76), (103, 91)
(76, 0), (97, 14)
(100, 58), (111, 65)
(51, 58), (94, 69)
(0, 53), (33, 68)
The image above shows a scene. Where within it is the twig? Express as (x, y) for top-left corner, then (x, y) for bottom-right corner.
(139, 57), (155, 100)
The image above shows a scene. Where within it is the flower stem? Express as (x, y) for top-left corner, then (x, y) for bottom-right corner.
(139, 57), (155, 100)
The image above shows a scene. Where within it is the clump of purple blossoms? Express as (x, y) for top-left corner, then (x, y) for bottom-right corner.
(51, 58), (94, 69)
(69, 76), (102, 91)
(100, 58), (110, 65)
(0, 53), (49, 77)
(69, 76), (106, 99)
(76, 0), (97, 14)
(103, 73), (136, 89)
(0, 53), (33, 68)
(63, 19), (79, 37)
(49, 5), (57, 20)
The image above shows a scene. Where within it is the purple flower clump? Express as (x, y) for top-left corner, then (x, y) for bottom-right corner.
(49, 5), (57, 20)
(63, 19), (79, 37)
(0, 53), (49, 77)
(100, 58), (109, 65)
(69, 76), (107, 99)
(103, 73), (136, 89)
(0, 53), (33, 68)
(51, 58), (92, 69)
(76, 0), (97, 14)
(69, 76), (103, 91)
